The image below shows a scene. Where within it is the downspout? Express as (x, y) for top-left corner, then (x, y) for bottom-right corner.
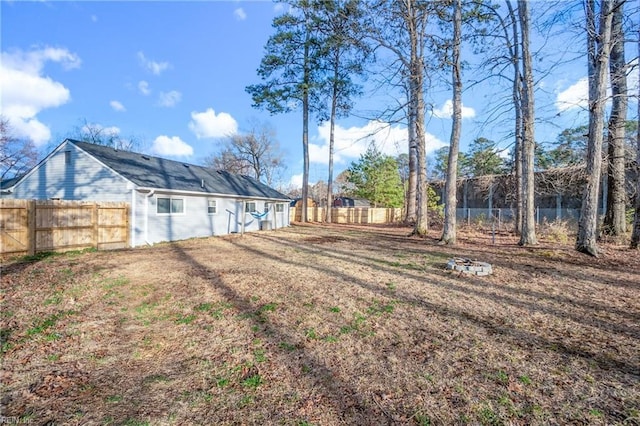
(241, 200), (246, 236)
(273, 202), (277, 230)
(130, 189), (136, 247)
(145, 190), (155, 245)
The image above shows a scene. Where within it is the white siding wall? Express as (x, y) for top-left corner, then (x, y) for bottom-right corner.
(133, 192), (290, 246)
(10, 142), (131, 201)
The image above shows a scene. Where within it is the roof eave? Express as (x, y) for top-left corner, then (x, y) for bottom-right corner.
(136, 187), (290, 202)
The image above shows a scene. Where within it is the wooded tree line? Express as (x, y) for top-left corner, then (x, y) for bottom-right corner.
(430, 122), (638, 179)
(246, 0), (639, 255)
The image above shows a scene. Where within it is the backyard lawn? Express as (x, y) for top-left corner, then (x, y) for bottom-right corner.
(1, 223), (638, 425)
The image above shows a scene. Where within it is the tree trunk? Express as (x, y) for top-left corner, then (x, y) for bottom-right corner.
(405, 0), (428, 236)
(576, 0), (613, 256)
(326, 57), (340, 223)
(506, 0), (523, 235)
(602, 3), (627, 237)
(631, 26), (640, 249)
(414, 101), (428, 236)
(406, 103), (418, 224)
(518, 0), (537, 246)
(441, 0), (462, 245)
(301, 31), (311, 223)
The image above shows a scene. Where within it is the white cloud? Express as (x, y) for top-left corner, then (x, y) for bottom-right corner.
(556, 63), (639, 113)
(308, 120), (446, 165)
(137, 51), (170, 76)
(290, 173), (303, 188)
(274, 3), (287, 13)
(0, 46), (80, 146)
(234, 8), (247, 20)
(12, 119), (51, 146)
(157, 90), (182, 108)
(151, 135), (193, 157)
(556, 77), (588, 112)
(431, 99), (476, 119)
(138, 80), (151, 95)
(2, 47), (81, 73)
(0, 66), (69, 119)
(110, 100), (126, 112)
(188, 108), (238, 139)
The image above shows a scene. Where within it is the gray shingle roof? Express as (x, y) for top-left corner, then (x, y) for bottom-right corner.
(71, 140), (290, 200)
(0, 175), (24, 190)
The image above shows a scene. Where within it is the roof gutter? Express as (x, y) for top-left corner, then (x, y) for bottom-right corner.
(135, 186), (290, 202)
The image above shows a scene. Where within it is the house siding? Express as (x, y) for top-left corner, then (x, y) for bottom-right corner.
(134, 193), (290, 246)
(9, 142), (132, 201)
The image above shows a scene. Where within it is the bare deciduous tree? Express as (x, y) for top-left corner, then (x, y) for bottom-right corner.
(441, 0), (463, 245)
(518, 0), (537, 246)
(576, 0), (614, 256)
(365, 0), (430, 233)
(71, 119), (141, 151)
(204, 121), (285, 186)
(506, 0), (524, 236)
(0, 117), (38, 181)
(631, 26), (640, 249)
(404, 0), (429, 235)
(602, 2), (628, 237)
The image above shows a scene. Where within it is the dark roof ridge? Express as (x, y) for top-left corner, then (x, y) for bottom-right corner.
(68, 139), (214, 172)
(68, 139), (290, 200)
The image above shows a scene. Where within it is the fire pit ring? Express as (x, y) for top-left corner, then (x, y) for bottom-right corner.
(446, 258), (493, 276)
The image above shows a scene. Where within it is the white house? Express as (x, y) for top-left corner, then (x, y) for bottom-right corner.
(0, 139), (291, 246)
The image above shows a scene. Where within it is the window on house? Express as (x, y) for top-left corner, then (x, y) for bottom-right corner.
(157, 197), (184, 215)
(245, 202), (256, 213)
(64, 151), (71, 164)
(208, 200), (217, 214)
(276, 204), (284, 213)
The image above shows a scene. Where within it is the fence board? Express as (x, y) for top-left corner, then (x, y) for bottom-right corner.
(290, 207), (404, 225)
(0, 199), (29, 255)
(0, 200), (129, 257)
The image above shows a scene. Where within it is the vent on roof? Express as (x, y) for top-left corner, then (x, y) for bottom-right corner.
(141, 155), (150, 160)
(201, 179), (204, 188)
(183, 164), (190, 168)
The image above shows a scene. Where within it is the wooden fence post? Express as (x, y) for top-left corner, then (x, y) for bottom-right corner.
(27, 200), (36, 256)
(124, 204), (130, 247)
(92, 203), (99, 249)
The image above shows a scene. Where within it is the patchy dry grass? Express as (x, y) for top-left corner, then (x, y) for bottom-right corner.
(1, 223), (639, 425)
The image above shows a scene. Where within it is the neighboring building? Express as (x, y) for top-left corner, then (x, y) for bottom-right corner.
(0, 139), (291, 246)
(290, 198), (317, 207)
(332, 197), (370, 207)
(429, 164), (639, 222)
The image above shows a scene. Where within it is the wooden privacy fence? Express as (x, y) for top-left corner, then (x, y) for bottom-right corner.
(0, 199), (129, 257)
(290, 207), (404, 224)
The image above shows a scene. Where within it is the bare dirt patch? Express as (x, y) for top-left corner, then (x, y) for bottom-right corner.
(1, 223), (639, 425)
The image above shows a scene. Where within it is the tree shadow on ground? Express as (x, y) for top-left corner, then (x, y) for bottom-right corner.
(240, 231), (639, 377)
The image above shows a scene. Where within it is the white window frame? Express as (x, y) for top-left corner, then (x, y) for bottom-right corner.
(157, 197), (185, 215)
(275, 203), (284, 213)
(207, 199), (217, 215)
(245, 202), (257, 213)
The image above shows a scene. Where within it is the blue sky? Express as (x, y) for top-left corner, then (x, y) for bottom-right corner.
(1, 1), (638, 189)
